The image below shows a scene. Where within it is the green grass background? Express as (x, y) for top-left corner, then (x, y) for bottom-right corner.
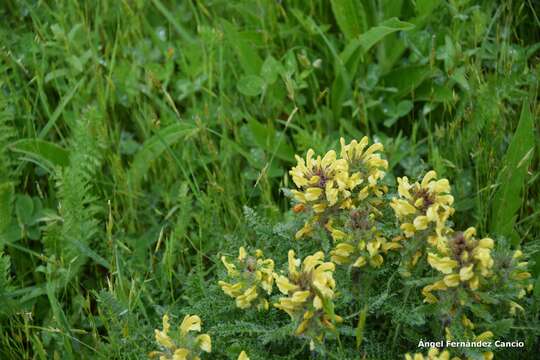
(0, 0), (539, 359)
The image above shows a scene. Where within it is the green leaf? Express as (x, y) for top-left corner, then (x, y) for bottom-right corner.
(330, 0), (367, 41)
(222, 20), (263, 75)
(261, 56), (283, 85)
(128, 123), (197, 188)
(248, 119), (294, 162)
(10, 139), (70, 169)
(415, 0), (443, 17)
(356, 305), (368, 350)
(237, 75), (265, 97)
(342, 18), (414, 59)
(0, 182), (14, 234)
(381, 65), (432, 98)
(491, 100), (535, 244)
(15, 194), (34, 226)
(334, 18), (414, 118)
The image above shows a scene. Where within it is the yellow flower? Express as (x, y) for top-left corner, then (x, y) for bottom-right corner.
(328, 210), (399, 269)
(196, 334), (211, 353)
(219, 247), (275, 310)
(155, 314), (174, 349)
(427, 253), (457, 274)
(404, 348), (451, 360)
(422, 280), (447, 303)
(274, 250), (341, 344)
(237, 351), (249, 360)
(461, 315), (475, 329)
(509, 301), (524, 316)
(475, 331), (493, 342)
(339, 137), (388, 200)
(423, 228), (496, 303)
(391, 171), (454, 237)
(180, 315), (201, 336)
(151, 314), (211, 360)
(289, 149), (350, 214)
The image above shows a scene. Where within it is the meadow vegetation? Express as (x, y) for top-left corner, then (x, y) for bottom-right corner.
(0, 0), (539, 359)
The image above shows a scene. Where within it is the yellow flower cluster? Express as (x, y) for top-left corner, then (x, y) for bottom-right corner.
(390, 171), (454, 238)
(289, 149), (349, 213)
(327, 211), (401, 268)
(405, 348), (493, 360)
(151, 314), (211, 360)
(422, 227), (494, 303)
(218, 247), (274, 310)
(290, 137), (388, 239)
(339, 137), (388, 201)
(507, 249), (532, 316)
(274, 250), (342, 341)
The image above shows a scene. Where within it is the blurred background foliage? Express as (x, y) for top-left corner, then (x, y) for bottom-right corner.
(0, 0), (539, 358)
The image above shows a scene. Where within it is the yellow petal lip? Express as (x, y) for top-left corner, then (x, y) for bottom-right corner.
(172, 348), (190, 360)
(459, 264), (474, 281)
(275, 275), (299, 294)
(238, 247), (247, 261)
(238, 350), (250, 360)
(180, 315), (201, 336)
(443, 274), (460, 287)
(421, 170), (437, 188)
(196, 334), (212, 353)
(305, 187), (323, 201)
(427, 253), (458, 274)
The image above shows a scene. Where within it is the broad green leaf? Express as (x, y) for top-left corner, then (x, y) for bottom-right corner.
(128, 123), (197, 188)
(222, 20), (262, 75)
(414, 82), (454, 103)
(330, 0), (367, 41)
(357, 18), (414, 53)
(237, 75), (265, 97)
(261, 56), (283, 85)
(415, 0), (443, 17)
(341, 18), (414, 59)
(382, 0), (404, 19)
(381, 65), (432, 98)
(491, 101), (535, 244)
(248, 119), (294, 162)
(15, 194), (34, 226)
(10, 139), (70, 169)
(334, 18), (414, 118)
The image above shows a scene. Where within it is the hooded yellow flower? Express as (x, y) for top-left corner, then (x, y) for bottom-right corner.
(405, 348), (451, 360)
(339, 137), (388, 201)
(237, 351), (249, 360)
(151, 314), (211, 360)
(289, 148), (350, 214)
(390, 171), (454, 237)
(274, 250), (341, 344)
(218, 247), (275, 310)
(422, 228), (495, 303)
(327, 210), (400, 269)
